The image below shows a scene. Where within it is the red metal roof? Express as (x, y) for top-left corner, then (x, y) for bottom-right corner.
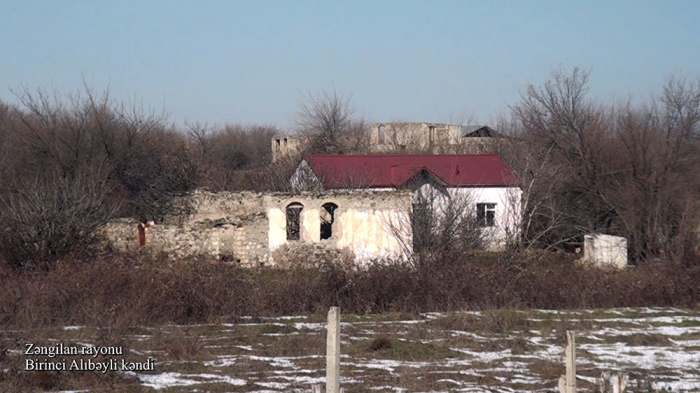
(303, 155), (520, 189)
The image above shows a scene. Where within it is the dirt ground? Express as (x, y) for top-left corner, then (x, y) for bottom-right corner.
(2, 307), (700, 392)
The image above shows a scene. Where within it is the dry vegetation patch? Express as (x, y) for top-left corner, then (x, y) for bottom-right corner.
(2, 308), (700, 392)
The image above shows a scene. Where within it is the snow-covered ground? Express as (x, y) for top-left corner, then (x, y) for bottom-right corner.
(5, 307), (700, 392)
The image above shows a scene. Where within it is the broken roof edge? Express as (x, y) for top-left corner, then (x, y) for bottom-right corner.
(461, 125), (501, 137)
(271, 134), (305, 139)
(371, 121), (459, 126)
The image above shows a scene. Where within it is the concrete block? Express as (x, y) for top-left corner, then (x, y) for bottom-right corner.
(583, 234), (628, 269)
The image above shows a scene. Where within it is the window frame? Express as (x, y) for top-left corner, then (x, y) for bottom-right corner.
(476, 203), (496, 227)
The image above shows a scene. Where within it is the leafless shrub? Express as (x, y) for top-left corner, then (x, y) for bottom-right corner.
(4, 86), (200, 222)
(369, 336), (393, 351)
(3, 250), (700, 330)
(429, 310), (531, 335)
(156, 327), (209, 361)
(0, 174), (119, 268)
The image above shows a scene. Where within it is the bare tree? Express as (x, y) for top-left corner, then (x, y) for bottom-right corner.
(3, 86), (202, 222)
(507, 68), (700, 262)
(609, 77), (700, 260)
(495, 120), (569, 250)
(294, 89), (369, 154)
(510, 68), (618, 242)
(186, 122), (279, 191)
(0, 100), (16, 187)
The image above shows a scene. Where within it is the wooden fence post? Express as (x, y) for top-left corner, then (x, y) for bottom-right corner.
(326, 306), (341, 393)
(558, 330), (576, 393)
(600, 371), (629, 393)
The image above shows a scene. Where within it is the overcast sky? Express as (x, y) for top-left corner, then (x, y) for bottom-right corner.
(1, 0), (699, 130)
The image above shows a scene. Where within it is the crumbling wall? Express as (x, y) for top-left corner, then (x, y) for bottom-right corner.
(146, 221), (226, 258)
(98, 218), (142, 252)
(237, 213), (269, 266)
(266, 190), (413, 264)
(101, 191), (270, 266)
(369, 122), (498, 154)
(271, 135), (305, 162)
(166, 191), (265, 224)
(101, 189), (413, 266)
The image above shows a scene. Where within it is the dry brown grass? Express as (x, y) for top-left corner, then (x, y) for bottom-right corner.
(2, 307), (698, 392)
(428, 309), (535, 341)
(1, 250), (700, 330)
(618, 333), (672, 346)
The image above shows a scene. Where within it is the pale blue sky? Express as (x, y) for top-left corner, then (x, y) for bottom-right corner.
(1, 1), (699, 129)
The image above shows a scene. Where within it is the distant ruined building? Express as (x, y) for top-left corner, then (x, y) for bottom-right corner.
(272, 122), (501, 161)
(369, 122), (500, 154)
(101, 121), (520, 266)
(101, 155), (522, 266)
(271, 134), (305, 162)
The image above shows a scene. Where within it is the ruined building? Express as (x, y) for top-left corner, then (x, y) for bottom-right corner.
(271, 134), (305, 162)
(101, 189), (410, 266)
(271, 122), (501, 161)
(369, 122), (500, 154)
(101, 154), (522, 265)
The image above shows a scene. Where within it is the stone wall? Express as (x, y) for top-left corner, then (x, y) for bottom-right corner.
(269, 122), (500, 161)
(369, 122), (499, 154)
(98, 218), (142, 252)
(166, 190), (266, 225)
(147, 221), (227, 258)
(100, 189), (413, 266)
(100, 190), (268, 265)
(271, 135), (304, 162)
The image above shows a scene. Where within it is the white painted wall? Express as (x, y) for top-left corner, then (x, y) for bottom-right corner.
(415, 184), (522, 250)
(454, 186), (522, 250)
(267, 192), (412, 263)
(334, 208), (408, 262)
(267, 184), (521, 263)
(583, 234), (628, 269)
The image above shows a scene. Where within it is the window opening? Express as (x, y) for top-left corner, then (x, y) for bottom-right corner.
(476, 203), (496, 227)
(378, 125), (386, 144)
(286, 202), (303, 240)
(320, 203), (338, 240)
